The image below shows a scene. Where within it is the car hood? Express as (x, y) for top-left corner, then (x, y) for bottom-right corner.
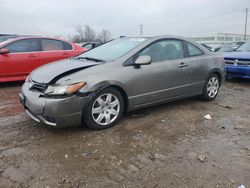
(29, 58), (100, 84)
(223, 52), (250, 60)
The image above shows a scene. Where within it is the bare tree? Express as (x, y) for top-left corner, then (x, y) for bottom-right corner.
(75, 25), (96, 42)
(98, 29), (112, 43)
(74, 25), (112, 43)
(84, 25), (96, 42)
(72, 35), (81, 43)
(75, 25), (84, 42)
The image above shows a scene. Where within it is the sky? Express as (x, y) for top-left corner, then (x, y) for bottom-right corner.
(0, 0), (249, 39)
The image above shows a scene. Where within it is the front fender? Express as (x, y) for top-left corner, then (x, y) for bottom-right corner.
(79, 80), (129, 97)
(89, 80), (128, 93)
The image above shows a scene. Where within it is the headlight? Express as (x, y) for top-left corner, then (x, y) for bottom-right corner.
(45, 82), (86, 95)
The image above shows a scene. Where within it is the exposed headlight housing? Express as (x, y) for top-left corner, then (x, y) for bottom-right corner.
(25, 76), (30, 82)
(45, 82), (86, 96)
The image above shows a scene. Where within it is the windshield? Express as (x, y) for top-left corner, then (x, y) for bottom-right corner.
(78, 37), (149, 62)
(236, 42), (250, 52)
(218, 43), (239, 52)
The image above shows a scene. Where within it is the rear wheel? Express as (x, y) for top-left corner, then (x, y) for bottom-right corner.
(83, 87), (124, 130)
(201, 74), (220, 101)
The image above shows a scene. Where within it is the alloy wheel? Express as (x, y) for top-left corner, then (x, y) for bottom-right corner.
(207, 76), (219, 98)
(91, 93), (120, 126)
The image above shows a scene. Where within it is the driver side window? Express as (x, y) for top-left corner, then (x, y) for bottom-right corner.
(5, 39), (39, 53)
(138, 40), (184, 63)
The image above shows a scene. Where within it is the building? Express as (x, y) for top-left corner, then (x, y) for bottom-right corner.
(190, 33), (250, 48)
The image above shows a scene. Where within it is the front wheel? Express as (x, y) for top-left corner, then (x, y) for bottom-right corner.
(83, 87), (124, 130)
(201, 74), (220, 101)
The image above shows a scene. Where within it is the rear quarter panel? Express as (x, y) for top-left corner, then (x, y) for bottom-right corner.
(187, 54), (225, 96)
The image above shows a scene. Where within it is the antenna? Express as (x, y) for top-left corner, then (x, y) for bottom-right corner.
(140, 25), (143, 36)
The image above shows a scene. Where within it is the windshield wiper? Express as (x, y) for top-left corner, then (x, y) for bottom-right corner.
(74, 56), (105, 62)
(235, 50), (250, 52)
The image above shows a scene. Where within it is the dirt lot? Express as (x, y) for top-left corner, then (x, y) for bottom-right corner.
(0, 80), (249, 188)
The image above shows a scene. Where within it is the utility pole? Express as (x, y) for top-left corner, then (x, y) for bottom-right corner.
(140, 25), (143, 36)
(244, 8), (248, 40)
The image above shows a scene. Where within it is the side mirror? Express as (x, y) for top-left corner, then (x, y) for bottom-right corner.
(134, 55), (152, 65)
(0, 48), (9, 54)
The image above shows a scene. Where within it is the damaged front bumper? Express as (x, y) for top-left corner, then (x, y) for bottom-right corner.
(19, 82), (92, 127)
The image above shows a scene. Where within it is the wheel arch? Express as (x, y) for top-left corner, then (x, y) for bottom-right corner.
(88, 81), (129, 112)
(208, 68), (223, 85)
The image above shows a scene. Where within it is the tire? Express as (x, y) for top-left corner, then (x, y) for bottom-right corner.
(201, 74), (220, 101)
(83, 87), (124, 130)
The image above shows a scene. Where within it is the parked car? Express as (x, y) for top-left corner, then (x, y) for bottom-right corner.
(81, 42), (100, 50)
(224, 42), (250, 79)
(214, 42), (245, 52)
(0, 37), (86, 82)
(19, 36), (225, 130)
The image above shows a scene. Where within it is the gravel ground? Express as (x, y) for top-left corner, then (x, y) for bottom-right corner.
(0, 80), (249, 188)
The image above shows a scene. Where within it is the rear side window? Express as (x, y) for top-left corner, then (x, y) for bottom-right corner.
(42, 39), (64, 51)
(187, 42), (204, 57)
(64, 42), (73, 50)
(5, 39), (39, 53)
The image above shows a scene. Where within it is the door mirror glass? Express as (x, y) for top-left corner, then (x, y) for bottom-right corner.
(0, 48), (9, 54)
(134, 55), (152, 65)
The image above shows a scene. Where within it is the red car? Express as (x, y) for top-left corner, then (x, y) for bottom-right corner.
(0, 37), (86, 82)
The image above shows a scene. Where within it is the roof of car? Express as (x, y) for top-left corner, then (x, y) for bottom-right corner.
(0, 36), (73, 47)
(6, 36), (67, 40)
(124, 35), (199, 42)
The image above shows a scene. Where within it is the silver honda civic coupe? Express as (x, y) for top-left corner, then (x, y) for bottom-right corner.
(19, 36), (225, 129)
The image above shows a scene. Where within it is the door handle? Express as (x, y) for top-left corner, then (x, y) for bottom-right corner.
(178, 62), (188, 68)
(62, 52), (69, 55)
(28, 55), (37, 58)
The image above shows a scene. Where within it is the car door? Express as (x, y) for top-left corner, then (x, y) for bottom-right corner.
(126, 39), (192, 108)
(40, 39), (74, 65)
(0, 38), (40, 80)
(184, 41), (208, 96)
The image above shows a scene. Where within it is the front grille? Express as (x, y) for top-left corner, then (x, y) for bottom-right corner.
(29, 80), (48, 92)
(225, 59), (250, 66)
(225, 61), (234, 65)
